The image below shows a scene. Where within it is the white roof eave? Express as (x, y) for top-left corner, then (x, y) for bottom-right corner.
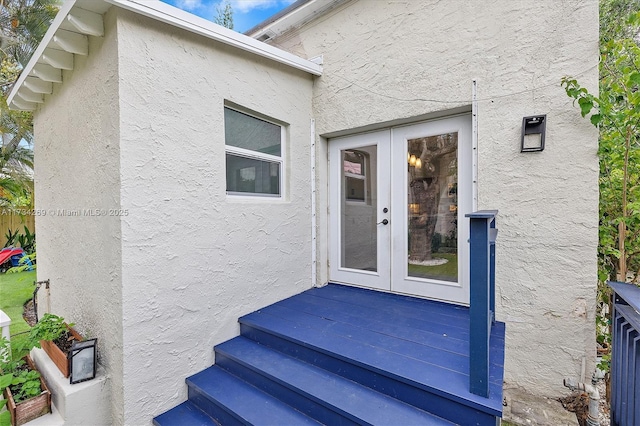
(8, 0), (323, 111)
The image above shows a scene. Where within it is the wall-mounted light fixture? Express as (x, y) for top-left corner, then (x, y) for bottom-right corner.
(521, 115), (546, 152)
(69, 338), (97, 384)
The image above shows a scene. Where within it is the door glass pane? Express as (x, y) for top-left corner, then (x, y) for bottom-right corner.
(407, 133), (457, 282)
(341, 146), (377, 271)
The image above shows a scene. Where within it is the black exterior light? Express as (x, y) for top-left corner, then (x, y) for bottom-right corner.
(69, 338), (97, 384)
(521, 115), (546, 152)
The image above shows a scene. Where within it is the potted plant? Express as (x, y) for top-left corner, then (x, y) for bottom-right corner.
(23, 313), (82, 378)
(0, 338), (52, 426)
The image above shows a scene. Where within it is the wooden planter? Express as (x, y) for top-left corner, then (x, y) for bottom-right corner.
(3, 355), (51, 426)
(40, 325), (83, 378)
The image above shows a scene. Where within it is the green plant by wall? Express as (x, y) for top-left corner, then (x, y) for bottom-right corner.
(0, 337), (44, 426)
(20, 313), (74, 352)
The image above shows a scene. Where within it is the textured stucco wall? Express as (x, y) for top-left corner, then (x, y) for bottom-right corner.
(33, 8), (122, 424)
(270, 0), (599, 397)
(115, 9), (314, 424)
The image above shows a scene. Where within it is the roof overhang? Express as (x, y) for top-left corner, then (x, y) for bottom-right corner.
(245, 0), (348, 42)
(7, 0), (323, 111)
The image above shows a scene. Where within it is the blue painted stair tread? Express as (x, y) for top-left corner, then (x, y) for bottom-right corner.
(240, 310), (504, 416)
(309, 284), (472, 322)
(245, 302), (504, 382)
(215, 336), (455, 425)
(274, 291), (505, 361)
(187, 366), (321, 425)
(153, 401), (219, 426)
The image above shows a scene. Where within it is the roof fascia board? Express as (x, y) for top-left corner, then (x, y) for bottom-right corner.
(7, 0), (78, 106)
(106, 0), (322, 76)
(8, 0), (322, 108)
(246, 0), (348, 42)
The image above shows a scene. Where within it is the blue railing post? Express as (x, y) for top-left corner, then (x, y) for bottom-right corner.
(466, 210), (498, 398)
(490, 218), (496, 325)
(608, 281), (640, 426)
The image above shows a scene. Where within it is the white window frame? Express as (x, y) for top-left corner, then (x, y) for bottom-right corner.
(224, 105), (285, 199)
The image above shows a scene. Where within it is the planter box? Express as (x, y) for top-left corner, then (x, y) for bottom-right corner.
(3, 354), (51, 426)
(40, 325), (83, 378)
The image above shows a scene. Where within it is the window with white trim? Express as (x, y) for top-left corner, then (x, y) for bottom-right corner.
(224, 106), (283, 197)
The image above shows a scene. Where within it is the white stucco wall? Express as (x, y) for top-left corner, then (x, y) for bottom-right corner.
(33, 8), (122, 424)
(270, 0), (599, 398)
(114, 9), (314, 424)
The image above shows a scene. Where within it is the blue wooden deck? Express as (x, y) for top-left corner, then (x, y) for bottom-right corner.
(154, 283), (505, 426)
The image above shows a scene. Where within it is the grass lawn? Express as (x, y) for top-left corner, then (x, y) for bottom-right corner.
(408, 253), (458, 282)
(0, 270), (36, 360)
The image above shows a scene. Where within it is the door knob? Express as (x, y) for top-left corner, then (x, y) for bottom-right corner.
(378, 219), (389, 225)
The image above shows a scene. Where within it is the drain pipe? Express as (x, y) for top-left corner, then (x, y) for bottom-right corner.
(564, 373), (600, 426)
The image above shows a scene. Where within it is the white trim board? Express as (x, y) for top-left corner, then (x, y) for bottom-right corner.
(8, 0), (322, 110)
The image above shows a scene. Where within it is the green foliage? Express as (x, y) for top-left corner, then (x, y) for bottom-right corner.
(4, 225), (35, 253)
(0, 1), (59, 207)
(15, 225), (34, 253)
(598, 353), (611, 372)
(6, 251), (35, 273)
(0, 337), (42, 411)
(10, 368), (41, 402)
(20, 313), (73, 352)
(0, 0), (60, 68)
(4, 227), (17, 246)
(562, 6), (640, 284)
(214, 0), (233, 30)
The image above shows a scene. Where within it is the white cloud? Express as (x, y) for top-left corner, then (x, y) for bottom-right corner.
(175, 0), (204, 11)
(230, 0), (293, 13)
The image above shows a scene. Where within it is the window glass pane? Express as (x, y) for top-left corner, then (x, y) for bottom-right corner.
(224, 108), (281, 156)
(226, 154), (280, 195)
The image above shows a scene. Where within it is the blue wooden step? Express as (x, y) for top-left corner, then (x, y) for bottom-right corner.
(215, 336), (455, 425)
(239, 297), (503, 425)
(154, 284), (505, 426)
(187, 366), (321, 425)
(153, 401), (219, 426)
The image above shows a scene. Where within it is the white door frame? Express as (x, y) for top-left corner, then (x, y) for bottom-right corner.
(328, 115), (472, 304)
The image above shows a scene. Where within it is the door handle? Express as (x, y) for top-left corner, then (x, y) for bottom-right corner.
(378, 219), (389, 225)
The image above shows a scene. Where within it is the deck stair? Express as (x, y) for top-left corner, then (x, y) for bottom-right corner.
(154, 283), (505, 426)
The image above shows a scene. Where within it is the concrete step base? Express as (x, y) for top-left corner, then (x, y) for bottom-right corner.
(30, 347), (110, 425)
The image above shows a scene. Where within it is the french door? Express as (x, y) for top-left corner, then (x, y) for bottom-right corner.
(328, 115), (472, 304)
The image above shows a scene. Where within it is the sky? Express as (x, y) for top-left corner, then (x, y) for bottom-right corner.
(161, 0), (297, 33)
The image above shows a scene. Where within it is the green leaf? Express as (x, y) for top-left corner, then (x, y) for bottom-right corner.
(0, 410), (11, 426)
(0, 373), (12, 389)
(628, 71), (640, 87)
(11, 376), (26, 385)
(590, 113), (602, 126)
(578, 97), (593, 117)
